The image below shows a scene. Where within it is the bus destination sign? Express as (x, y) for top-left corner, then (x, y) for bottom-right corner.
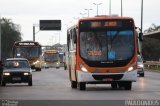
(18, 42), (36, 46)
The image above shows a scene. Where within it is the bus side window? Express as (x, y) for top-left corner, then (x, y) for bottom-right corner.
(72, 28), (77, 44)
(67, 31), (71, 51)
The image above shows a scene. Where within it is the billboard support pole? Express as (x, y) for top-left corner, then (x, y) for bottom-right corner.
(33, 25), (35, 41)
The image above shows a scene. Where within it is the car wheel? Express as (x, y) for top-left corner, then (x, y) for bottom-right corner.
(28, 77), (32, 86)
(28, 81), (32, 86)
(1, 80), (6, 86)
(140, 73), (144, 77)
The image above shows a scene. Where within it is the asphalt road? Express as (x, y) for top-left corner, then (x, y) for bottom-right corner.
(0, 68), (160, 105)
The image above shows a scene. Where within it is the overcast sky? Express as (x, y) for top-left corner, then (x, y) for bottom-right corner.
(0, 0), (160, 45)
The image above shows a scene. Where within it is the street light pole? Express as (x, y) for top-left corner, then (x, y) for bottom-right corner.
(121, 0), (123, 16)
(141, 0), (143, 33)
(33, 25), (35, 41)
(85, 8), (92, 17)
(109, 0), (111, 16)
(0, 16), (1, 61)
(93, 3), (102, 16)
(80, 13), (86, 18)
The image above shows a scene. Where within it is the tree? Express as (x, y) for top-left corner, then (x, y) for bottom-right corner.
(1, 18), (22, 61)
(142, 24), (160, 61)
(144, 23), (160, 33)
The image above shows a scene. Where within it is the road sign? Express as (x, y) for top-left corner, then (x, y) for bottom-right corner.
(40, 20), (61, 30)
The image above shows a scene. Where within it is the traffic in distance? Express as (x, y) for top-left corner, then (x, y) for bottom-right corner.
(42, 49), (61, 69)
(0, 16), (144, 90)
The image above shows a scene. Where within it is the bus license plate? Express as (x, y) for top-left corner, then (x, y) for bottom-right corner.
(103, 78), (113, 81)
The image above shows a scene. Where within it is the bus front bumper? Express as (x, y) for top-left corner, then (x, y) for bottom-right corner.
(77, 70), (137, 83)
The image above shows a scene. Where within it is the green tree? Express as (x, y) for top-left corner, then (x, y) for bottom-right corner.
(142, 37), (160, 61)
(143, 24), (160, 61)
(144, 23), (160, 33)
(1, 18), (22, 61)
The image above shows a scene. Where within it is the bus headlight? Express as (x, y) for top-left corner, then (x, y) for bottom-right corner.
(24, 73), (29, 75)
(33, 60), (40, 65)
(56, 62), (60, 65)
(128, 66), (134, 72)
(80, 64), (88, 72)
(4, 73), (10, 76)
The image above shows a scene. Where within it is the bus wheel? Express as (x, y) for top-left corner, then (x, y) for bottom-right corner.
(64, 65), (67, 70)
(71, 81), (77, 88)
(36, 68), (41, 71)
(124, 82), (132, 90)
(79, 82), (86, 90)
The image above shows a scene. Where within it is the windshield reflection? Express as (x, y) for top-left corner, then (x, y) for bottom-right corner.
(15, 47), (39, 59)
(80, 30), (134, 61)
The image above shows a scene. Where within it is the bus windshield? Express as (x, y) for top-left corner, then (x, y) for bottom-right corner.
(45, 53), (59, 62)
(80, 30), (134, 62)
(15, 47), (40, 58)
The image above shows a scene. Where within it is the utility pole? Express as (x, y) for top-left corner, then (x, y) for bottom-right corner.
(33, 25), (35, 41)
(109, 0), (111, 16)
(141, 0), (143, 33)
(0, 16), (1, 61)
(121, 0), (123, 16)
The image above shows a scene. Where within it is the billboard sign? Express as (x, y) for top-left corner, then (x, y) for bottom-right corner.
(40, 20), (61, 30)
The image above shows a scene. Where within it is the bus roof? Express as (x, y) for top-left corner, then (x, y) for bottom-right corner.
(79, 16), (134, 21)
(67, 16), (134, 30)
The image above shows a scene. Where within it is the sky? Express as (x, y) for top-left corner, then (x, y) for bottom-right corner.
(0, 0), (160, 45)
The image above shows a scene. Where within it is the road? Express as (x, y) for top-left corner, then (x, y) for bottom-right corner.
(0, 68), (160, 105)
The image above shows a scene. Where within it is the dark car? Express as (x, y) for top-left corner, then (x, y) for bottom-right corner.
(1, 58), (32, 86)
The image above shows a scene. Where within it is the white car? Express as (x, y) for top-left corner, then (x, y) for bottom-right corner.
(137, 55), (144, 77)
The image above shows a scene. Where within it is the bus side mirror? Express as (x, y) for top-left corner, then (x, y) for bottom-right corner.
(139, 32), (143, 41)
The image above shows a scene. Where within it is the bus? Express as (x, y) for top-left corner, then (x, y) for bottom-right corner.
(12, 41), (42, 71)
(59, 51), (66, 67)
(67, 16), (143, 90)
(43, 50), (60, 68)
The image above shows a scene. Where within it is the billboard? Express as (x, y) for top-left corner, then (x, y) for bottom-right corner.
(40, 20), (61, 30)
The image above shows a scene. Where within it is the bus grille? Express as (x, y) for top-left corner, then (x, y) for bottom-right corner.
(92, 74), (123, 81)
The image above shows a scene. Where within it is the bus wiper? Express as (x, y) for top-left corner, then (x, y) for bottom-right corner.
(93, 32), (102, 51)
(111, 31), (120, 43)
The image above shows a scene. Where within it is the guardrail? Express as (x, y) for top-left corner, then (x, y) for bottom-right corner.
(144, 61), (160, 70)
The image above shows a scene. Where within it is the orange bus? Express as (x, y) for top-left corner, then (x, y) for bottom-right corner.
(12, 41), (42, 71)
(67, 16), (143, 90)
(43, 50), (60, 68)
